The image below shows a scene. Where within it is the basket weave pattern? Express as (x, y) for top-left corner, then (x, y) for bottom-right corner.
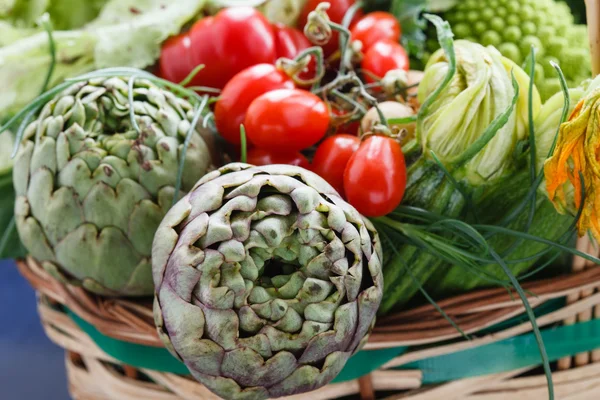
(17, 237), (600, 400)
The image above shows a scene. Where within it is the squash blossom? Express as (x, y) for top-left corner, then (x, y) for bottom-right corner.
(545, 89), (600, 240)
(418, 40), (541, 185)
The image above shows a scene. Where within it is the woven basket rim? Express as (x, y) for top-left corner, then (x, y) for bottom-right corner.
(16, 254), (600, 349)
(34, 287), (600, 400)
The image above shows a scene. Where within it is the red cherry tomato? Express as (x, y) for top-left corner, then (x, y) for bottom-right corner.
(246, 148), (310, 169)
(331, 108), (361, 135)
(159, 19), (211, 86)
(298, 0), (363, 57)
(312, 134), (360, 195)
(215, 64), (295, 145)
(159, 7), (276, 89)
(361, 40), (409, 83)
(244, 89), (329, 152)
(272, 23), (317, 83)
(344, 135), (407, 216)
(351, 12), (401, 51)
(273, 23), (311, 59)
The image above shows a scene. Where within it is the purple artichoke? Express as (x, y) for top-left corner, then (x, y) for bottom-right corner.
(152, 163), (383, 399)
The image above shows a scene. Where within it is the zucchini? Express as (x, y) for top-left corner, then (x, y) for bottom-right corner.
(425, 169), (574, 297)
(379, 157), (466, 314)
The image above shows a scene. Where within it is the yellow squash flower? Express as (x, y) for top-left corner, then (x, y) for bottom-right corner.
(545, 90), (600, 240)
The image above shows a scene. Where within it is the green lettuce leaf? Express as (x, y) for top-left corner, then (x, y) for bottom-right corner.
(87, 0), (206, 69)
(0, 29), (96, 118)
(0, 0), (108, 30)
(0, 0), (48, 27)
(256, 0), (308, 26)
(0, 20), (37, 47)
(47, 0), (109, 30)
(0, 0), (205, 118)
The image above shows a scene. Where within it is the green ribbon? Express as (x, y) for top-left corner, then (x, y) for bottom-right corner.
(68, 303), (600, 384)
(70, 312), (190, 375)
(68, 311), (405, 382)
(403, 318), (600, 383)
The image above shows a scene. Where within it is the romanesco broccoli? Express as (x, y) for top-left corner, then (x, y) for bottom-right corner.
(439, 0), (590, 100)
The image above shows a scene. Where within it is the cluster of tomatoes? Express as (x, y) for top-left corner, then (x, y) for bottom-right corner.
(158, 1), (411, 217)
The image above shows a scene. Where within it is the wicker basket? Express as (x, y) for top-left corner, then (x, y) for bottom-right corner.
(12, 2), (600, 398)
(16, 231), (600, 400)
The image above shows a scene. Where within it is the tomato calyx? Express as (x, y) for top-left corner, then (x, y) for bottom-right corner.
(303, 2), (357, 74)
(303, 2), (335, 46)
(360, 122), (414, 148)
(276, 46), (325, 87)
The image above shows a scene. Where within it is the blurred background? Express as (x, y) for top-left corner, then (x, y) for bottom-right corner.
(1, 259), (69, 400)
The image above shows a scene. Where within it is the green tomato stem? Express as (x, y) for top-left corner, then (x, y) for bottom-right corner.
(240, 124), (247, 164)
(331, 89), (368, 115)
(179, 64), (206, 87)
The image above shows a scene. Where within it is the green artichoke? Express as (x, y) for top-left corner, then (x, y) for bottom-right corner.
(153, 163), (383, 400)
(13, 76), (214, 296)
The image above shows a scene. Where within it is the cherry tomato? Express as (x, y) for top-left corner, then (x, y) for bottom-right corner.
(244, 88), (329, 152)
(273, 23), (311, 59)
(215, 64), (295, 145)
(361, 40), (409, 83)
(246, 148), (310, 169)
(351, 12), (401, 51)
(312, 134), (360, 195)
(298, 0), (363, 57)
(159, 7), (276, 89)
(159, 19), (211, 86)
(344, 135), (407, 216)
(331, 108), (361, 135)
(272, 23), (317, 83)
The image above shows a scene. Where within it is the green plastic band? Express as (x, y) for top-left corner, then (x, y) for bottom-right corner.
(404, 318), (600, 384)
(68, 303), (600, 384)
(69, 312), (190, 376)
(68, 310), (405, 383)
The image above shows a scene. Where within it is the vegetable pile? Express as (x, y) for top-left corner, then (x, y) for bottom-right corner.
(1, 1), (600, 400)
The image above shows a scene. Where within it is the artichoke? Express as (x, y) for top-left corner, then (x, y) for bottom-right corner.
(153, 163), (383, 400)
(13, 76), (214, 296)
